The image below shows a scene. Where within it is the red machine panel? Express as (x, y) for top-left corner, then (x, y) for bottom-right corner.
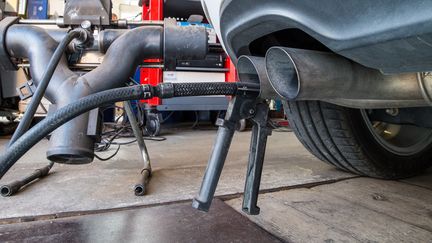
(140, 0), (163, 106)
(140, 0), (237, 107)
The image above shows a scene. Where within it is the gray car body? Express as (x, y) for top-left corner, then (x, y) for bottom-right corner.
(202, 0), (432, 74)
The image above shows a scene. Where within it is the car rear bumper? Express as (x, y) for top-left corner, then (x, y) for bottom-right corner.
(213, 0), (432, 74)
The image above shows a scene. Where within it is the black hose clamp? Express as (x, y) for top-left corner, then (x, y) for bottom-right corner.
(0, 17), (19, 71)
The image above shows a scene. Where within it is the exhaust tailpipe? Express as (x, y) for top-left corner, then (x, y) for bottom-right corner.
(237, 56), (280, 99)
(265, 47), (432, 108)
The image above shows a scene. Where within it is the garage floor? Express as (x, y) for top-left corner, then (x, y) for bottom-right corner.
(0, 128), (431, 242)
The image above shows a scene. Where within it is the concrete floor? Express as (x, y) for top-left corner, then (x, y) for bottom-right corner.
(0, 127), (431, 242)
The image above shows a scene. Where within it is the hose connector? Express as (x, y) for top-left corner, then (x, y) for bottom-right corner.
(72, 26), (93, 51)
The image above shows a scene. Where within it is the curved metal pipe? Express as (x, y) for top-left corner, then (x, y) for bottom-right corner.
(5, 22), (207, 163)
(265, 47), (431, 108)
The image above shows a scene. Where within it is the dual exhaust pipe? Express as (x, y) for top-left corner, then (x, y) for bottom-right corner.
(238, 47), (432, 108)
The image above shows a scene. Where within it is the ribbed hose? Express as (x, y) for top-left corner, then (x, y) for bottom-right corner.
(173, 82), (238, 97)
(0, 82), (248, 179)
(0, 85), (151, 179)
(8, 29), (85, 146)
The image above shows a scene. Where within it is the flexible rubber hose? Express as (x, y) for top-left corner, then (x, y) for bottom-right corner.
(0, 85), (151, 179)
(0, 82), (247, 179)
(8, 29), (84, 146)
(154, 82), (241, 98)
(173, 82), (238, 97)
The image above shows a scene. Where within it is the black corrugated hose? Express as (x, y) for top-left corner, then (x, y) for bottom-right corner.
(0, 82), (244, 179)
(172, 82), (238, 97)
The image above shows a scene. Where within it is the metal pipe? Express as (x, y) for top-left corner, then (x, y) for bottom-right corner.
(124, 101), (151, 170)
(0, 162), (53, 197)
(265, 47), (432, 108)
(18, 18), (60, 25)
(237, 55), (280, 99)
(111, 20), (164, 27)
(124, 101), (152, 196)
(127, 20), (164, 26)
(134, 169), (151, 196)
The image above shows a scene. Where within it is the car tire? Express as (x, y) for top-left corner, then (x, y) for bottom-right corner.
(283, 101), (432, 179)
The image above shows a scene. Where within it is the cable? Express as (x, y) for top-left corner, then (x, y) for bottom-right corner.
(9, 29), (85, 146)
(94, 145), (121, 161)
(112, 139), (137, 145)
(191, 111), (199, 129)
(0, 85), (151, 179)
(161, 111), (175, 123)
(94, 107), (166, 161)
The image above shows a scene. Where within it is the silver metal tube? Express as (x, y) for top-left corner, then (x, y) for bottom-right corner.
(18, 18), (64, 27)
(18, 19), (57, 25)
(265, 47), (431, 108)
(124, 101), (152, 196)
(19, 18), (163, 27)
(237, 55), (280, 99)
(124, 101), (151, 171)
(125, 20), (164, 26)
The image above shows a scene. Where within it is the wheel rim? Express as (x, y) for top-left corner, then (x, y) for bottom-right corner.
(360, 109), (432, 156)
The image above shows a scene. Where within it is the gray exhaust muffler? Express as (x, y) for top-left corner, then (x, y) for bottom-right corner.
(264, 47), (432, 108)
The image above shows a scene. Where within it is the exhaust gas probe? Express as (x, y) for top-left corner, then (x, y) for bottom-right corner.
(0, 82), (259, 180)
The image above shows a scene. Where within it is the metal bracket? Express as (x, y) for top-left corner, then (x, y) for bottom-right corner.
(124, 101), (152, 196)
(87, 108), (102, 142)
(63, 0), (112, 26)
(16, 81), (36, 100)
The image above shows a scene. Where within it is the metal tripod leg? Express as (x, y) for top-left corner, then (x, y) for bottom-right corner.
(192, 119), (236, 211)
(192, 96), (257, 211)
(124, 101), (152, 196)
(242, 103), (271, 215)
